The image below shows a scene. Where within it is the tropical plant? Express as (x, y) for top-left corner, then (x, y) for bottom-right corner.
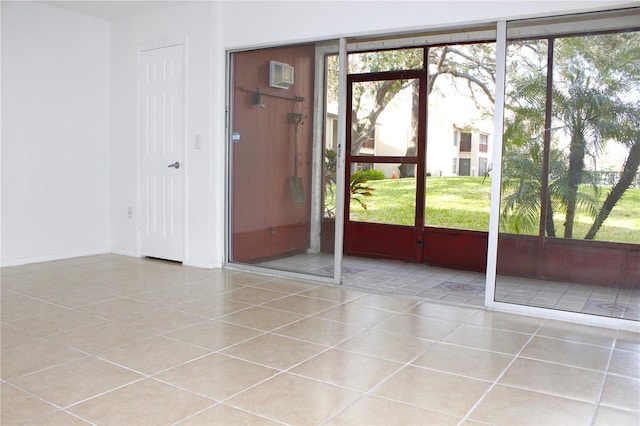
(501, 32), (640, 240)
(323, 148), (376, 217)
(500, 136), (600, 236)
(324, 148), (337, 217)
(349, 173), (375, 210)
(577, 32), (640, 240)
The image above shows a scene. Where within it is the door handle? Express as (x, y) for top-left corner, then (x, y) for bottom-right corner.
(168, 161), (180, 169)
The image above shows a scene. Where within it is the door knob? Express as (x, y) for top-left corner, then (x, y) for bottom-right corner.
(168, 161), (180, 169)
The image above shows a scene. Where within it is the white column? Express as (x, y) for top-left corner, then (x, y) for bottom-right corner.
(485, 20), (507, 307)
(333, 37), (348, 285)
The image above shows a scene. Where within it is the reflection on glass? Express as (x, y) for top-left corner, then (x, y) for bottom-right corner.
(424, 43), (496, 231)
(348, 162), (416, 226)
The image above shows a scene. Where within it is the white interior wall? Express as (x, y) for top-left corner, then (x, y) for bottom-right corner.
(1, 1), (110, 266)
(220, 1), (636, 49)
(110, 1), (221, 267)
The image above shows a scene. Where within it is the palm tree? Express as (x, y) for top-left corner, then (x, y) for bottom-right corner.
(552, 67), (616, 238)
(585, 108), (640, 240)
(500, 135), (600, 237)
(501, 34), (636, 240)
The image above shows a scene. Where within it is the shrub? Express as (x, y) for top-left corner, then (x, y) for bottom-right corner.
(353, 169), (386, 181)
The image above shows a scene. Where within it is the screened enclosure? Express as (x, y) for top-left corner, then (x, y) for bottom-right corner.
(227, 8), (640, 323)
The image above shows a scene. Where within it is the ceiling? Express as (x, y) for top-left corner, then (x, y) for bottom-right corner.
(38, 0), (190, 21)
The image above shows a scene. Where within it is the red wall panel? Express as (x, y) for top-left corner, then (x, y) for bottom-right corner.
(345, 222), (416, 262)
(232, 45), (315, 262)
(497, 234), (640, 288)
(423, 227), (488, 272)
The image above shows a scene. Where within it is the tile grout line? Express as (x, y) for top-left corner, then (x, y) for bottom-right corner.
(318, 349), (442, 426)
(208, 307), (431, 424)
(456, 318), (547, 425)
(4, 254), (639, 426)
(589, 329), (619, 425)
(322, 309), (479, 425)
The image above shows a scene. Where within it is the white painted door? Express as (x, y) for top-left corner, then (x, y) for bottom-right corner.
(139, 44), (185, 262)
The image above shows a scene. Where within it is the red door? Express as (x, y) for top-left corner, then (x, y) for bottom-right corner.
(344, 70), (427, 262)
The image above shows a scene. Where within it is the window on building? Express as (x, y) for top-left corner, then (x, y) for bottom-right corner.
(459, 158), (471, 176)
(479, 134), (488, 153)
(459, 132), (472, 152)
(478, 157), (488, 176)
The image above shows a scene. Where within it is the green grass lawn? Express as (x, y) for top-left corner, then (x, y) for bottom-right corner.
(551, 184), (640, 244)
(331, 176), (640, 244)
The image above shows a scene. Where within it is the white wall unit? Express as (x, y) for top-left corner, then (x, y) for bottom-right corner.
(1, 1), (110, 266)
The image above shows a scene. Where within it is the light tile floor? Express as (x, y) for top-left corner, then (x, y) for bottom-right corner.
(2, 254), (639, 425)
(259, 253), (640, 320)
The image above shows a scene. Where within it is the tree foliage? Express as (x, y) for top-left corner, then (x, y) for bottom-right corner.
(502, 32), (640, 241)
(325, 31), (639, 242)
(327, 44), (497, 163)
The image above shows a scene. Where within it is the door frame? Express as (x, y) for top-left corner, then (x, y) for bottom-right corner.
(459, 158), (471, 176)
(344, 68), (428, 263)
(137, 38), (188, 262)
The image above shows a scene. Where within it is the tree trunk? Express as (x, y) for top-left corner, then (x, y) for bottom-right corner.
(585, 140), (640, 240)
(351, 80), (399, 154)
(399, 80), (420, 178)
(398, 147), (417, 177)
(545, 192), (556, 237)
(564, 124), (586, 238)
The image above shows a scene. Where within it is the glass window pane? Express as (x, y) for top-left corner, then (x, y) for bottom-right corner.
(348, 162), (416, 226)
(348, 48), (423, 73)
(498, 39), (548, 236)
(424, 175), (491, 230)
(496, 26), (640, 321)
(424, 43), (495, 231)
(351, 78), (419, 157)
(230, 44), (334, 278)
(549, 33), (640, 244)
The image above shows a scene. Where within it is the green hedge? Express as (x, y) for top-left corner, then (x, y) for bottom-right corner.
(352, 169), (386, 181)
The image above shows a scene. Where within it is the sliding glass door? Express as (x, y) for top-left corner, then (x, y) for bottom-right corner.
(495, 13), (640, 320)
(226, 9), (639, 324)
(229, 43), (337, 279)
